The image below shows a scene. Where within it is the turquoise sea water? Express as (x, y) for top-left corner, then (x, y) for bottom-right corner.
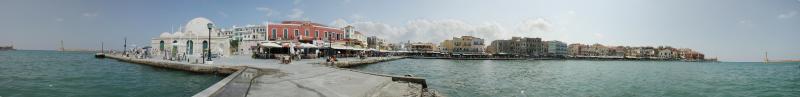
(352, 59), (800, 97)
(0, 50), (224, 97)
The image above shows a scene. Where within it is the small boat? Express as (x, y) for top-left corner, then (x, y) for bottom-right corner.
(94, 53), (105, 58)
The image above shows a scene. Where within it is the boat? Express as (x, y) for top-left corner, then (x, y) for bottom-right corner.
(94, 53), (105, 58)
(0, 46), (14, 51)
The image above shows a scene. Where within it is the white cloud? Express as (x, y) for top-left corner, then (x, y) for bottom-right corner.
(353, 19), (507, 42)
(518, 18), (554, 33)
(82, 13), (98, 17)
(473, 22), (512, 41)
(287, 8), (305, 20)
(256, 7), (277, 17)
(351, 21), (406, 38)
(778, 11), (797, 19)
(403, 19), (475, 42)
(330, 17), (562, 43)
(329, 18), (350, 28)
(593, 33), (605, 39)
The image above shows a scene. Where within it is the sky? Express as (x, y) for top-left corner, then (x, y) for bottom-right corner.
(0, 0), (798, 62)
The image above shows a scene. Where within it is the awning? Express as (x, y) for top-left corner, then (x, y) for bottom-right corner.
(260, 42), (281, 48)
(299, 43), (318, 48)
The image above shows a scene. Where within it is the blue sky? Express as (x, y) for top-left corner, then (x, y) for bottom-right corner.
(0, 0), (798, 62)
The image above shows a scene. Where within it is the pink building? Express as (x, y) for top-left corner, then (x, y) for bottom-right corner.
(267, 21), (345, 42)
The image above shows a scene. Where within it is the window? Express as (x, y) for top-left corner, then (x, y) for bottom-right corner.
(294, 29), (299, 39)
(186, 41), (193, 54)
(159, 41), (165, 51)
(305, 30), (309, 36)
(283, 29), (288, 39)
(315, 31), (319, 39)
(325, 32), (329, 38)
(271, 29), (277, 39)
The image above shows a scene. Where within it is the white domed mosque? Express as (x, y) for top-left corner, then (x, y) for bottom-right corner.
(151, 17), (230, 61)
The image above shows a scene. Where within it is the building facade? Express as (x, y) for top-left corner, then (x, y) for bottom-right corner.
(367, 36), (388, 50)
(487, 37), (545, 56)
(409, 42), (437, 53)
(267, 21), (345, 42)
(545, 40), (568, 57)
(222, 25), (268, 54)
(151, 17), (230, 59)
(441, 36), (485, 55)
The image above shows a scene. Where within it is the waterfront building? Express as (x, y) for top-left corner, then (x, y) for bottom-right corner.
(409, 42), (437, 53)
(624, 47), (641, 58)
(568, 43), (588, 57)
(642, 47), (657, 58)
(678, 48), (705, 60)
(267, 21), (345, 42)
(439, 40), (454, 54)
(567, 42), (705, 60)
(545, 40), (568, 57)
(343, 25), (367, 48)
(625, 46), (656, 58)
(223, 25), (268, 55)
(441, 36), (485, 55)
(607, 46), (626, 57)
(657, 49), (675, 59)
(683, 52), (705, 60)
(367, 36), (387, 50)
(151, 17), (231, 59)
(486, 37), (545, 56)
(588, 44), (609, 56)
(387, 43), (402, 51)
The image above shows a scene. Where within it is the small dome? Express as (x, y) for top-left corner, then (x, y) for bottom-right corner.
(173, 31), (184, 37)
(159, 32), (172, 37)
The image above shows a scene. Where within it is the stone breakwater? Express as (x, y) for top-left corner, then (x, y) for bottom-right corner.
(104, 54), (240, 74)
(324, 57), (406, 68)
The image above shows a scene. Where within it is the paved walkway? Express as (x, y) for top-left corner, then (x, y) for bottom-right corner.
(210, 56), (420, 97)
(106, 53), (433, 97)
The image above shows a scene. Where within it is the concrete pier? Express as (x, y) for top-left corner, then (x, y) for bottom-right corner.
(324, 56), (406, 68)
(104, 54), (439, 97)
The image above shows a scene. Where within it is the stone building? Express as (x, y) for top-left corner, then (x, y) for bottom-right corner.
(441, 36), (485, 55)
(151, 17), (231, 59)
(487, 37), (545, 57)
(409, 42), (437, 53)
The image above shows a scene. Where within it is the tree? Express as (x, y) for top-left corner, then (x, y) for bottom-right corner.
(229, 39), (240, 53)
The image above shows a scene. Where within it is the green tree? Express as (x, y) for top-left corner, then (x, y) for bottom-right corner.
(229, 39), (240, 53)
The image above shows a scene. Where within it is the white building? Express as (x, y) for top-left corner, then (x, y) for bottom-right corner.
(151, 17), (230, 60)
(225, 25), (268, 55)
(658, 49), (674, 59)
(343, 25), (367, 48)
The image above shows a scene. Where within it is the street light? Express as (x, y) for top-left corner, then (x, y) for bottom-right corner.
(207, 23), (213, 62)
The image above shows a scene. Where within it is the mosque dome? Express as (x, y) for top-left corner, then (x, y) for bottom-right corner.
(183, 17), (214, 36)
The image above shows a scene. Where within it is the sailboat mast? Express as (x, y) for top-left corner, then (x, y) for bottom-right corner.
(764, 51), (769, 63)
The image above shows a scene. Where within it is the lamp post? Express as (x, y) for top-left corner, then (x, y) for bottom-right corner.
(207, 23), (213, 62)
